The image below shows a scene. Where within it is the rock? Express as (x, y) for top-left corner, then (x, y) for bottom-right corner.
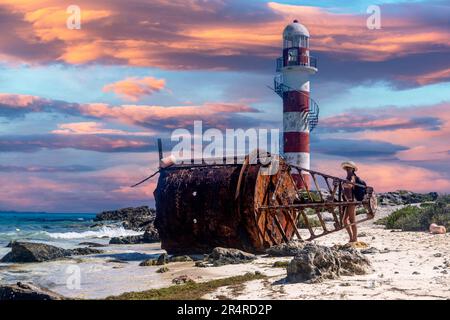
(71, 247), (102, 256)
(1, 242), (102, 263)
(107, 259), (128, 264)
(95, 206), (156, 231)
(1, 242), (70, 263)
(157, 253), (168, 265)
(286, 243), (371, 283)
(156, 267), (169, 273)
(139, 259), (157, 266)
(429, 223), (446, 234)
(206, 247), (256, 266)
(172, 275), (193, 285)
(109, 235), (145, 245)
(109, 229), (159, 245)
(168, 255), (193, 263)
(361, 247), (379, 255)
(142, 228), (160, 243)
(434, 253), (443, 257)
(89, 223), (104, 228)
(412, 271), (420, 275)
(272, 261), (289, 268)
(78, 242), (107, 248)
(377, 191), (438, 206)
(0, 282), (65, 300)
(194, 261), (209, 268)
(138, 254), (168, 267)
(266, 241), (305, 257)
(6, 241), (16, 248)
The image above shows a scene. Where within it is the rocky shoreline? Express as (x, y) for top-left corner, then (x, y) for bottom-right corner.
(94, 206), (160, 244)
(377, 191), (438, 206)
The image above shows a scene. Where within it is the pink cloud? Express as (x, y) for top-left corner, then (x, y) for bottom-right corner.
(0, 92), (261, 130)
(0, 163), (159, 212)
(320, 103), (450, 163)
(102, 76), (166, 101)
(52, 121), (154, 136)
(313, 159), (450, 193)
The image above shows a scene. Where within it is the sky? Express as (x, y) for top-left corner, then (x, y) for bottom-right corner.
(0, 0), (449, 212)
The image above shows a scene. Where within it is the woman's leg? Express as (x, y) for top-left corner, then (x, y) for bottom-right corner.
(343, 207), (353, 242)
(347, 205), (357, 242)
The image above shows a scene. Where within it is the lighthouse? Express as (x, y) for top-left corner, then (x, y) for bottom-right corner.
(274, 20), (319, 189)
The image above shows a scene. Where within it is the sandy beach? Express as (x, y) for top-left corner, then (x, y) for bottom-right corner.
(2, 204), (448, 300)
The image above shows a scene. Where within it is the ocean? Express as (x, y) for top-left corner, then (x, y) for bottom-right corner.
(0, 211), (143, 247)
(0, 212), (166, 298)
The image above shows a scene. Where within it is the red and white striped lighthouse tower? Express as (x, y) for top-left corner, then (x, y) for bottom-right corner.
(274, 20), (319, 189)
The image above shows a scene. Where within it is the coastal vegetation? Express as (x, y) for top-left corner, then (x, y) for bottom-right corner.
(106, 272), (266, 300)
(376, 195), (450, 231)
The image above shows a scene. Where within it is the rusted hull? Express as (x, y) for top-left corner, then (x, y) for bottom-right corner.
(154, 160), (298, 254)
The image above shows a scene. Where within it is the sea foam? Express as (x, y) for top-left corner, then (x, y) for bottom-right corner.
(44, 226), (143, 240)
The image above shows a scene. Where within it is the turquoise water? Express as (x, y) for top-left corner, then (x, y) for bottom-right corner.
(0, 212), (141, 248)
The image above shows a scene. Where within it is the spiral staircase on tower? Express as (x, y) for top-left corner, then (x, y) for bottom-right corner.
(270, 75), (319, 132)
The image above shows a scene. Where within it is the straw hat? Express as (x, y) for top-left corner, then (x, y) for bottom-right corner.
(341, 161), (358, 171)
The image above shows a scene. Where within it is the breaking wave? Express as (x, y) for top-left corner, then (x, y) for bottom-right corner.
(44, 226), (143, 240)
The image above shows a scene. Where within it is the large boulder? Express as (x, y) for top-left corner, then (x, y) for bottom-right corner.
(287, 243), (371, 283)
(206, 247), (256, 266)
(266, 241), (305, 257)
(1, 242), (102, 263)
(95, 206), (156, 231)
(0, 282), (65, 300)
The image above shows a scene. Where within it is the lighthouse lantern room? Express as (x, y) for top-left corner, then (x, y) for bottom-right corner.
(274, 20), (319, 189)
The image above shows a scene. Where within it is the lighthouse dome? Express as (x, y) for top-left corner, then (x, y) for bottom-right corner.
(283, 20), (310, 38)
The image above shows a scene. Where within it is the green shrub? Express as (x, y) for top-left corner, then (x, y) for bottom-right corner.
(376, 205), (421, 229)
(377, 196), (450, 231)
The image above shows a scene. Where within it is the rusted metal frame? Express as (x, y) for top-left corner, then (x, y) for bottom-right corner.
(285, 165), (300, 194)
(290, 164), (367, 189)
(289, 209), (302, 240)
(314, 208), (328, 233)
(297, 172), (314, 201)
(274, 194), (302, 241)
(254, 208), (268, 246)
(310, 173), (324, 202)
(324, 177), (333, 194)
(299, 209), (315, 238)
(328, 205), (341, 228)
(265, 209), (278, 244)
(273, 209), (289, 243)
(306, 216), (373, 241)
(271, 172), (285, 202)
(257, 176), (276, 245)
(258, 200), (366, 210)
